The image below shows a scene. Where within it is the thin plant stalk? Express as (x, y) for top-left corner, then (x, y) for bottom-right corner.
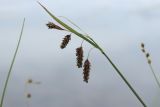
(0, 18), (25, 107)
(38, 2), (147, 107)
(141, 44), (160, 89)
(149, 64), (160, 88)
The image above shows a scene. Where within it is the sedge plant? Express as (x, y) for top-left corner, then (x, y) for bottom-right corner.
(38, 2), (147, 107)
(0, 18), (25, 107)
(140, 43), (160, 89)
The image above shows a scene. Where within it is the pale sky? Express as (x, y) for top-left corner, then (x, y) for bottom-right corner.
(0, 0), (160, 107)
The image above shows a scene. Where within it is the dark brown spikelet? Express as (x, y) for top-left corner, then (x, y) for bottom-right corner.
(141, 49), (145, 53)
(83, 59), (91, 83)
(76, 47), (83, 68)
(46, 22), (64, 30)
(60, 34), (71, 49)
(141, 43), (145, 48)
(140, 43), (152, 64)
(26, 93), (31, 98)
(146, 53), (150, 58)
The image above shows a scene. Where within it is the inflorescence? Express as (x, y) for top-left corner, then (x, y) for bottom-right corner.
(83, 59), (91, 83)
(76, 46), (83, 68)
(60, 34), (71, 49)
(46, 22), (92, 83)
(46, 22), (64, 30)
(141, 43), (151, 64)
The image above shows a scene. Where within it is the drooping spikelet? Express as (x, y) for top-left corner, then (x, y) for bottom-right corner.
(83, 59), (91, 83)
(46, 22), (64, 30)
(60, 34), (71, 49)
(76, 46), (83, 68)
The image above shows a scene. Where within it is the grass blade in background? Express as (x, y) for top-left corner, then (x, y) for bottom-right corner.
(0, 18), (25, 107)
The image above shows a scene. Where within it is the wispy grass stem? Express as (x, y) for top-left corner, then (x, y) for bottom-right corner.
(0, 18), (25, 107)
(102, 52), (147, 107)
(149, 64), (160, 88)
(140, 43), (160, 89)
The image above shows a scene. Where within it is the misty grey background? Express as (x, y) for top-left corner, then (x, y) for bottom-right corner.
(0, 0), (160, 107)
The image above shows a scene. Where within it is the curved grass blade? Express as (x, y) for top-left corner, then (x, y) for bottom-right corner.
(58, 16), (88, 35)
(0, 18), (25, 107)
(37, 2), (98, 49)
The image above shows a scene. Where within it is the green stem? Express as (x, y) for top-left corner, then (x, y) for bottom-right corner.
(149, 64), (160, 88)
(38, 2), (147, 107)
(87, 38), (147, 107)
(0, 18), (25, 107)
(101, 52), (147, 107)
(88, 38), (147, 106)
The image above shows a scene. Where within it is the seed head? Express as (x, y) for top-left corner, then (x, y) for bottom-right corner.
(26, 93), (31, 98)
(148, 59), (151, 64)
(46, 22), (64, 30)
(141, 49), (145, 53)
(76, 47), (83, 68)
(141, 43), (145, 48)
(27, 79), (33, 84)
(60, 34), (71, 49)
(146, 53), (150, 58)
(83, 59), (91, 83)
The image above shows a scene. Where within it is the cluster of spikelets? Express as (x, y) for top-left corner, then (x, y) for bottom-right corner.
(141, 43), (151, 64)
(25, 79), (33, 99)
(46, 22), (91, 83)
(25, 79), (41, 99)
(140, 43), (160, 89)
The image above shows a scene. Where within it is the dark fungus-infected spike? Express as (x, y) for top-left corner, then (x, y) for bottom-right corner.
(83, 59), (91, 83)
(76, 46), (83, 68)
(60, 34), (71, 49)
(46, 22), (64, 30)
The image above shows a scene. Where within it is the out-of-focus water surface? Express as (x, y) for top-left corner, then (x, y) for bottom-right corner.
(0, 0), (160, 107)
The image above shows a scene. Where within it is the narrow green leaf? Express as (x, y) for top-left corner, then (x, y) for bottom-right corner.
(37, 2), (98, 48)
(0, 18), (25, 107)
